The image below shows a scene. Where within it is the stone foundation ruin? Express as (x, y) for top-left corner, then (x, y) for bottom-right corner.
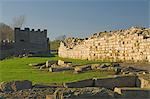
(58, 27), (150, 62)
(29, 60), (148, 75)
(1, 75), (150, 99)
(1, 59), (150, 98)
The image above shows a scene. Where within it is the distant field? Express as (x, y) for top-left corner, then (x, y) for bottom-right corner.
(0, 56), (114, 84)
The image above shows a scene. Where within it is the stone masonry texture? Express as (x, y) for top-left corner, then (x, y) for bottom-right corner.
(0, 28), (50, 59)
(58, 27), (150, 62)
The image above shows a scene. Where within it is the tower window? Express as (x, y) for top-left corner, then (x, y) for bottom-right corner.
(20, 39), (25, 42)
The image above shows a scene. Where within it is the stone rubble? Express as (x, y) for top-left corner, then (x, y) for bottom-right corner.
(0, 74), (150, 99)
(54, 87), (115, 99)
(74, 65), (92, 73)
(28, 60), (149, 75)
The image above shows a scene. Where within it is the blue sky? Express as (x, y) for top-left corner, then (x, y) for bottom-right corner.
(0, 0), (149, 40)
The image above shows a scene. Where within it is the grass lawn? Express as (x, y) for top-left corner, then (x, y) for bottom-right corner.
(0, 56), (114, 84)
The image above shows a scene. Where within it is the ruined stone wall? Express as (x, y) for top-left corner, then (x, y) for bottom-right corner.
(59, 27), (150, 62)
(64, 75), (137, 89)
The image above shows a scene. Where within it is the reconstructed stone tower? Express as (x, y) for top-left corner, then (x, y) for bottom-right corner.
(59, 27), (150, 62)
(14, 28), (50, 55)
(0, 27), (50, 59)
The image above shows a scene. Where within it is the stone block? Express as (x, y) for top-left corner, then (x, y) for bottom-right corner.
(28, 62), (45, 66)
(141, 78), (150, 88)
(49, 67), (74, 72)
(91, 64), (101, 69)
(0, 80), (32, 92)
(74, 65), (92, 73)
(58, 60), (72, 67)
(137, 75), (150, 88)
(54, 87), (115, 99)
(94, 75), (137, 89)
(34, 84), (64, 88)
(64, 79), (94, 88)
(46, 60), (57, 68)
(11, 80), (32, 91)
(46, 95), (55, 99)
(58, 60), (65, 66)
(114, 87), (150, 98)
(39, 65), (46, 70)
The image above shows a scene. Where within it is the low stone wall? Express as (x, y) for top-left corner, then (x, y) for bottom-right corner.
(64, 79), (94, 88)
(49, 67), (74, 72)
(114, 87), (150, 98)
(64, 75), (138, 89)
(0, 80), (32, 92)
(1, 76), (150, 98)
(94, 75), (138, 89)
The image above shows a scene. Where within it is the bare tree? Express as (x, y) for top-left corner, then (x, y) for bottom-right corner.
(0, 23), (14, 41)
(12, 15), (26, 28)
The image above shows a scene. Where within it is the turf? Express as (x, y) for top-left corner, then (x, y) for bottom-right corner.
(0, 56), (114, 84)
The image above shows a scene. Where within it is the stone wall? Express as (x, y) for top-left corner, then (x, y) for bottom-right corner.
(14, 28), (49, 55)
(0, 28), (50, 59)
(0, 41), (15, 59)
(94, 75), (137, 89)
(64, 75), (138, 89)
(114, 87), (150, 98)
(59, 27), (150, 62)
(64, 79), (93, 88)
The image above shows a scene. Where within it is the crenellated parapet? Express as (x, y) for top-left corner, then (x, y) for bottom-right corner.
(14, 27), (47, 33)
(0, 27), (50, 60)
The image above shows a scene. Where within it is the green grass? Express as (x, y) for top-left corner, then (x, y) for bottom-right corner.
(0, 56), (114, 84)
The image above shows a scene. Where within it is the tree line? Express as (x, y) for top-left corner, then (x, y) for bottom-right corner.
(0, 15), (25, 41)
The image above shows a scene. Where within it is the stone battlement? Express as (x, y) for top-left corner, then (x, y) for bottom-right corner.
(15, 27), (47, 33)
(58, 27), (150, 62)
(0, 27), (50, 59)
